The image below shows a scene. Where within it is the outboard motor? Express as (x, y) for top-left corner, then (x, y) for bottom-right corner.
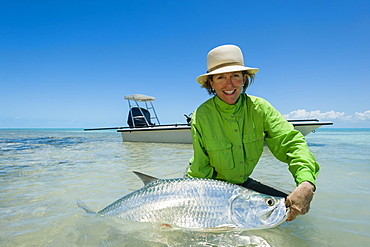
(127, 107), (153, 127)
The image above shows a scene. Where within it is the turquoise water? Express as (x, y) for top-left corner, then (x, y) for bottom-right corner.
(1, 128), (369, 246)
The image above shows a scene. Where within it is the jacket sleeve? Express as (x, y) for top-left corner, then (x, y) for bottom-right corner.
(261, 100), (320, 188)
(187, 111), (216, 179)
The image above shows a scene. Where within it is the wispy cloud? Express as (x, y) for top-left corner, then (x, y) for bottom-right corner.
(354, 110), (370, 121)
(284, 109), (370, 121)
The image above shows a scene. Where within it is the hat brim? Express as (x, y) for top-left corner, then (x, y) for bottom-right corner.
(196, 65), (259, 85)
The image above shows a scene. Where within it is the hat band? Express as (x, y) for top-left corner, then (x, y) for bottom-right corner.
(207, 62), (243, 73)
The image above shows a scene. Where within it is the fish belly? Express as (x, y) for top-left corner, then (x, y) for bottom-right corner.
(99, 179), (239, 229)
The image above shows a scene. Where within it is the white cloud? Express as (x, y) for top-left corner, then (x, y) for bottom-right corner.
(284, 109), (370, 122)
(354, 110), (370, 121)
(284, 109), (351, 121)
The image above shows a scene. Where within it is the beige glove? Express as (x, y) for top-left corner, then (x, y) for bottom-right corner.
(285, 181), (315, 221)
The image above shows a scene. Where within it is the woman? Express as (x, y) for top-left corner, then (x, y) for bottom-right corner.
(187, 44), (319, 221)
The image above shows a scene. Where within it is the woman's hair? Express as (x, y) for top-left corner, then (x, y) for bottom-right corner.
(202, 71), (255, 95)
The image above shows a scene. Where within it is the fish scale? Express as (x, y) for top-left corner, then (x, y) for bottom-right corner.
(79, 175), (288, 230)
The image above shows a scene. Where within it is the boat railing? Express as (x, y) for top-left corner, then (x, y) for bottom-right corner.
(287, 119), (319, 122)
(118, 123), (190, 130)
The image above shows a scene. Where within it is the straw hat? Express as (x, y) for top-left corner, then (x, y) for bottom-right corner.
(196, 44), (259, 85)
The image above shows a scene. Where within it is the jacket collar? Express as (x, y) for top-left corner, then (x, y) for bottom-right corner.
(213, 94), (244, 114)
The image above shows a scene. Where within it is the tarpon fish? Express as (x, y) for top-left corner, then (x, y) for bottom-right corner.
(78, 171), (289, 231)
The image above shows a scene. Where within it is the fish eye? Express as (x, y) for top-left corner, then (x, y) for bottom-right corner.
(264, 197), (276, 206)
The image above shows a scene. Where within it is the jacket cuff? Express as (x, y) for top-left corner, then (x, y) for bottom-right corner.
(295, 171), (317, 191)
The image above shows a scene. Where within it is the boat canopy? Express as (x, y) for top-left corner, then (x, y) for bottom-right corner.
(125, 94), (160, 127)
(124, 94), (155, 102)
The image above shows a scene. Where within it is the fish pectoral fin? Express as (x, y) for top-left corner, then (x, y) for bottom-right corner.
(133, 171), (159, 185)
(77, 200), (97, 215)
(204, 224), (237, 232)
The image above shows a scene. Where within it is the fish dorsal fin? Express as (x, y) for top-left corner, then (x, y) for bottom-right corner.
(133, 171), (159, 185)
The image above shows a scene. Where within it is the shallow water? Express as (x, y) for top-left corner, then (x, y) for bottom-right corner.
(1, 128), (369, 246)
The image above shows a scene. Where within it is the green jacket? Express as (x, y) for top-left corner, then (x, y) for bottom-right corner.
(188, 94), (319, 187)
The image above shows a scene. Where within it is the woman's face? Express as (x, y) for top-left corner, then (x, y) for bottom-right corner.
(209, 71), (247, 105)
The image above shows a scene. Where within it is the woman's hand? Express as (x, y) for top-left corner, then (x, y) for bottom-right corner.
(285, 181), (315, 221)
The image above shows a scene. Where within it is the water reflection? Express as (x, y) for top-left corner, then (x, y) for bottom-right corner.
(67, 217), (319, 247)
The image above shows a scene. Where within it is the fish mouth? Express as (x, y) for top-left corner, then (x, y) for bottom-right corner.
(284, 206), (290, 220)
(260, 205), (289, 222)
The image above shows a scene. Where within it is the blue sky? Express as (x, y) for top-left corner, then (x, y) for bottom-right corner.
(1, 0), (369, 128)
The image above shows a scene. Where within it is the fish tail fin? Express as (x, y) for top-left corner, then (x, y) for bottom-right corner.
(77, 200), (97, 215)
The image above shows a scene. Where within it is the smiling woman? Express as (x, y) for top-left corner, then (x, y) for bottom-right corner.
(188, 44), (319, 222)
(197, 45), (256, 99)
(208, 72), (248, 105)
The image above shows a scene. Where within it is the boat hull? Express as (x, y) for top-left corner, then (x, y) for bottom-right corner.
(118, 121), (332, 143)
(119, 125), (192, 143)
(292, 124), (321, 136)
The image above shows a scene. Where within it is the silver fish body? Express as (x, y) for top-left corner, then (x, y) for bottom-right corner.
(81, 176), (288, 230)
